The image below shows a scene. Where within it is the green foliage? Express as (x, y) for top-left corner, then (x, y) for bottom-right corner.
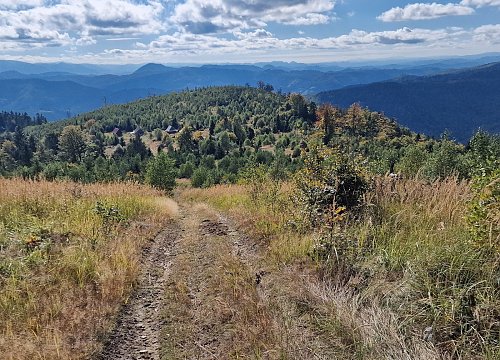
(422, 139), (464, 178)
(58, 125), (87, 163)
(145, 152), (177, 191)
(395, 144), (428, 177)
(294, 146), (368, 227)
(178, 161), (195, 179)
(191, 167), (220, 188)
(0, 111), (46, 133)
(93, 201), (125, 234)
(467, 168), (500, 247)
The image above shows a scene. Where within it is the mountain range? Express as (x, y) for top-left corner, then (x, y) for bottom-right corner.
(316, 62), (500, 142)
(0, 54), (499, 141)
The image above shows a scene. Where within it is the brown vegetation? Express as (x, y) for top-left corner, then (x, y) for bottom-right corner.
(179, 175), (499, 359)
(0, 179), (175, 359)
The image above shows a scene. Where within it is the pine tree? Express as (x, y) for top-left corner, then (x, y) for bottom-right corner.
(145, 152), (177, 191)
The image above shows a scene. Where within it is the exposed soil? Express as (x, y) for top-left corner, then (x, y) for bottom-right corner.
(97, 221), (181, 360)
(97, 202), (335, 360)
(160, 203), (278, 359)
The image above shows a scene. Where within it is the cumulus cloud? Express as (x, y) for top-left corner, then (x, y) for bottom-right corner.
(138, 26), (457, 57)
(0, 0), (165, 50)
(473, 24), (500, 43)
(461, 0), (500, 7)
(170, 0), (335, 34)
(378, 2), (474, 22)
(0, 0), (44, 10)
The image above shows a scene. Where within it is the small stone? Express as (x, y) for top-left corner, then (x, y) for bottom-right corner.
(423, 326), (434, 342)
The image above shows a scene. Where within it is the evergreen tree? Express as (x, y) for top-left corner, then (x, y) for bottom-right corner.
(145, 152), (177, 191)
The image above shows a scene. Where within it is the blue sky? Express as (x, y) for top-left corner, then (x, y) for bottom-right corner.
(0, 0), (499, 64)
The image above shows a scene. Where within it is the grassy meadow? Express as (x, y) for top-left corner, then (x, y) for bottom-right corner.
(180, 175), (499, 359)
(0, 179), (176, 359)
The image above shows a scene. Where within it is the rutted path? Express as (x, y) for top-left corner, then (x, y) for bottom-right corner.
(98, 221), (181, 360)
(98, 201), (336, 359)
(160, 203), (277, 359)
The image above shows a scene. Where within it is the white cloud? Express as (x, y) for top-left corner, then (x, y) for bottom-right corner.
(3, 23), (498, 64)
(378, 2), (474, 22)
(473, 24), (500, 43)
(170, 0), (335, 34)
(139, 26), (459, 56)
(284, 13), (330, 25)
(0, 0), (165, 50)
(0, 0), (44, 10)
(461, 0), (500, 7)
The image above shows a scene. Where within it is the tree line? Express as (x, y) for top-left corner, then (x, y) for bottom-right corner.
(0, 86), (498, 191)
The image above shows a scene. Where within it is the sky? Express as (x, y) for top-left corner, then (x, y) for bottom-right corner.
(0, 0), (499, 64)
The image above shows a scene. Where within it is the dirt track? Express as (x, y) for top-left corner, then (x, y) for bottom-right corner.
(98, 221), (181, 360)
(98, 201), (334, 360)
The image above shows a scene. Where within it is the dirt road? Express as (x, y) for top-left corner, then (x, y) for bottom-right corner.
(98, 220), (181, 360)
(98, 201), (334, 360)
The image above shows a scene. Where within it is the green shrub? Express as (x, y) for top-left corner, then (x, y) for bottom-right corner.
(294, 146), (368, 227)
(145, 152), (177, 191)
(467, 168), (500, 247)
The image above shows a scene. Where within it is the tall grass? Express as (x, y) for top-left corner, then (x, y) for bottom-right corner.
(0, 179), (175, 359)
(360, 177), (499, 358)
(182, 176), (499, 358)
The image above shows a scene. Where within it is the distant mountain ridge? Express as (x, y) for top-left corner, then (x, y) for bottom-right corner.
(1, 55), (500, 139)
(316, 62), (500, 142)
(0, 62), (457, 121)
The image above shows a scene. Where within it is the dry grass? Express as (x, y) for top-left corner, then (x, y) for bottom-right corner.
(160, 204), (278, 359)
(180, 176), (500, 359)
(0, 178), (175, 359)
(178, 183), (311, 265)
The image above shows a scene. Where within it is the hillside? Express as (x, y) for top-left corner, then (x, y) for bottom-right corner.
(0, 62), (469, 122)
(2, 85), (439, 185)
(1, 85), (499, 359)
(316, 62), (500, 142)
(2, 85), (496, 186)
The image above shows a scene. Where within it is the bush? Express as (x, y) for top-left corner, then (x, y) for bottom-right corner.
(294, 146), (368, 227)
(178, 161), (195, 179)
(191, 167), (209, 188)
(467, 167), (500, 247)
(145, 152), (177, 191)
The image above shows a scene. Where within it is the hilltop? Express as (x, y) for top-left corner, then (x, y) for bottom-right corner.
(316, 62), (500, 142)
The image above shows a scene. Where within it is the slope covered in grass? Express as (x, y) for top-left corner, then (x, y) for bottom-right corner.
(181, 170), (498, 359)
(0, 179), (176, 359)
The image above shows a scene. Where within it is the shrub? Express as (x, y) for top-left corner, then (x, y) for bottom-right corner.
(179, 161), (195, 179)
(145, 152), (177, 191)
(467, 167), (500, 247)
(294, 146), (368, 227)
(191, 167), (210, 188)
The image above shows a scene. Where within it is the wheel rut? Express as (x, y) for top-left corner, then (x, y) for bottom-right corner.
(98, 201), (333, 360)
(97, 221), (181, 360)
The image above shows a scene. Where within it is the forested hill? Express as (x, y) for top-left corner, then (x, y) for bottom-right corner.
(316, 62), (500, 142)
(2, 85), (436, 183)
(82, 85), (315, 132)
